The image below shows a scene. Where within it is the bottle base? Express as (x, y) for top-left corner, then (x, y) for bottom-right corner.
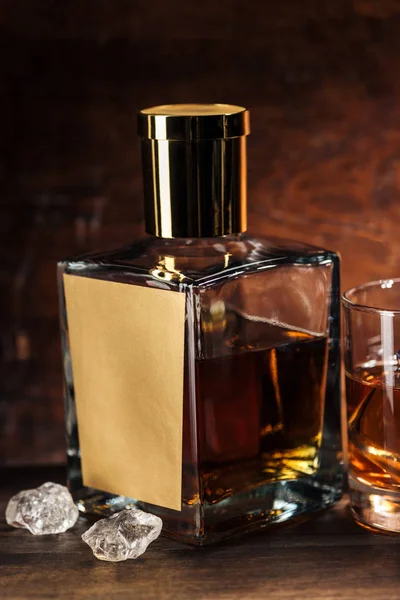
(74, 475), (343, 545)
(349, 475), (400, 534)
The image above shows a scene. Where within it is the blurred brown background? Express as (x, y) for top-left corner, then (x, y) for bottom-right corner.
(1, 0), (399, 465)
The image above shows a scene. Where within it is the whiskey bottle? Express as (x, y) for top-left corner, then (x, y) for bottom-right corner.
(58, 104), (343, 544)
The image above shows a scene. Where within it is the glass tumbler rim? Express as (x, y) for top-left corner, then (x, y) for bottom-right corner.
(342, 278), (400, 316)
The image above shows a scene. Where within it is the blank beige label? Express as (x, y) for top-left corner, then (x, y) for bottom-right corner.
(63, 274), (186, 511)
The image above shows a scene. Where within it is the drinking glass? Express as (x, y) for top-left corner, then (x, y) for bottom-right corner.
(343, 279), (400, 532)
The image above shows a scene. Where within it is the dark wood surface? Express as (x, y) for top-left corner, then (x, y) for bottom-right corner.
(3, 1), (400, 464)
(0, 468), (400, 599)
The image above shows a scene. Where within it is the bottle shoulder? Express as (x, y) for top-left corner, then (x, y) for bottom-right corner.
(59, 234), (338, 288)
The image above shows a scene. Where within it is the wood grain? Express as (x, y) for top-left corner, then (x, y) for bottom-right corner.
(1, 467), (400, 600)
(2, 1), (400, 464)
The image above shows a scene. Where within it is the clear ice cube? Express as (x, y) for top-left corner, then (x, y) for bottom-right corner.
(82, 508), (162, 562)
(6, 481), (79, 535)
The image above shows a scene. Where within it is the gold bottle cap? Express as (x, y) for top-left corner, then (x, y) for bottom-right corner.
(138, 104), (250, 238)
(138, 103), (250, 141)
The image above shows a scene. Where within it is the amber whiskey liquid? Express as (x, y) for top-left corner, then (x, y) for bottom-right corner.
(346, 365), (400, 490)
(194, 315), (328, 507)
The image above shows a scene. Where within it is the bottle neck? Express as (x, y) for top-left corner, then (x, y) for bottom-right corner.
(147, 233), (245, 251)
(145, 234), (249, 282)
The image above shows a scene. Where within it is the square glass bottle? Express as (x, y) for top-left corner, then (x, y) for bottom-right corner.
(58, 104), (343, 545)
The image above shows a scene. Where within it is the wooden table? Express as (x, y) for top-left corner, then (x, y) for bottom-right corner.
(1, 468), (400, 599)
